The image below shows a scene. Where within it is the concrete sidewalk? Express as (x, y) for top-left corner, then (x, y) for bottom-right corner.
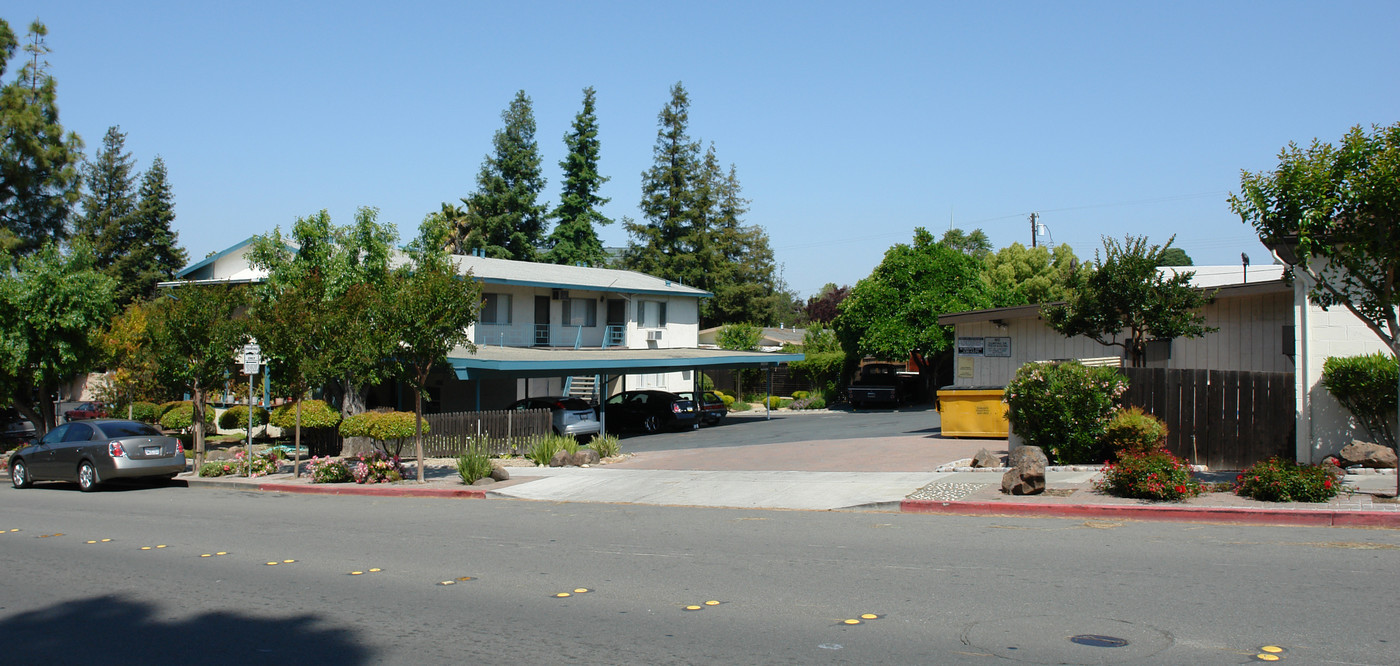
(178, 430), (1400, 528)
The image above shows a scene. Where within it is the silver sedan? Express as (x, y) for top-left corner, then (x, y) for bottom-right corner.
(9, 419), (187, 491)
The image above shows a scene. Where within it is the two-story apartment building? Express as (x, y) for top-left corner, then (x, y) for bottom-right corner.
(170, 238), (802, 412)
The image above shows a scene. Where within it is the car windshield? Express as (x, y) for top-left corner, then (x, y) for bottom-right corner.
(95, 421), (163, 438)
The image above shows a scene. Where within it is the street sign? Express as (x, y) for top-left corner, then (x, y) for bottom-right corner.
(242, 342), (261, 375)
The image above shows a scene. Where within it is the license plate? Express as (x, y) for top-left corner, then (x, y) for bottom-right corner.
(144, 446), (162, 456)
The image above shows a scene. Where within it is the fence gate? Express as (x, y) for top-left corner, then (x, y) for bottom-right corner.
(1120, 368), (1295, 471)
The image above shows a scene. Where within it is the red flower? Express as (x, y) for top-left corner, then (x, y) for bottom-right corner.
(1324, 479), (1332, 489)
(1175, 485), (1185, 494)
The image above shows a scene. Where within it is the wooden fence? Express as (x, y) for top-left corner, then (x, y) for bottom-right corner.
(1120, 368), (1295, 470)
(387, 408), (553, 457)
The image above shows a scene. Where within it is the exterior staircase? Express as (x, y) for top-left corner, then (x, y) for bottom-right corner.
(564, 375), (599, 403)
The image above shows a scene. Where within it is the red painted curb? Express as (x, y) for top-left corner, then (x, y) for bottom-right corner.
(256, 483), (487, 499)
(900, 499), (1400, 527)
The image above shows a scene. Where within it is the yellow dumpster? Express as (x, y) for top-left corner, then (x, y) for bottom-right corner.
(936, 386), (1009, 438)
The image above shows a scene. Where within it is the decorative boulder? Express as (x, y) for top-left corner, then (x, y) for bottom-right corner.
(971, 448), (1002, 468)
(549, 450), (571, 467)
(572, 449), (601, 466)
(1002, 445), (1048, 495)
(489, 465), (511, 481)
(471, 477), (495, 486)
(1338, 440), (1398, 469)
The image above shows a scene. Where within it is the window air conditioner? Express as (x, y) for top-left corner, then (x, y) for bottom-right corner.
(647, 330), (664, 341)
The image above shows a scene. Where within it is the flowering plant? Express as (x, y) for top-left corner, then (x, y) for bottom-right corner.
(1094, 449), (1204, 501)
(348, 450), (403, 484)
(1234, 457), (1342, 503)
(198, 460), (238, 477)
(234, 449), (282, 478)
(1004, 361), (1129, 464)
(306, 456), (353, 484)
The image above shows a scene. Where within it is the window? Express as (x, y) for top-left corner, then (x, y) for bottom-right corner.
(481, 293), (512, 324)
(563, 298), (597, 327)
(638, 300), (667, 328)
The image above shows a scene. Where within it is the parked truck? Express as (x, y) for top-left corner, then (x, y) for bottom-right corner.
(847, 362), (917, 409)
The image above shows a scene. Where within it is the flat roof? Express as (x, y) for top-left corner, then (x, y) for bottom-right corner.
(937, 279), (1291, 325)
(447, 346), (804, 379)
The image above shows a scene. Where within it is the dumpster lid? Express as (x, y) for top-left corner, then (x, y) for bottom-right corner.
(938, 385), (1005, 391)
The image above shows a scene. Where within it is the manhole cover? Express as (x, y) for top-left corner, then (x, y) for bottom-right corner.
(1069, 634), (1129, 648)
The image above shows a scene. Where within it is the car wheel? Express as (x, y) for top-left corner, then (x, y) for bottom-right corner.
(11, 459), (31, 489)
(642, 415), (660, 433)
(77, 461), (100, 492)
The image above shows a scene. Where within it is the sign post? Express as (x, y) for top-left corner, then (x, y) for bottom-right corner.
(242, 342), (261, 477)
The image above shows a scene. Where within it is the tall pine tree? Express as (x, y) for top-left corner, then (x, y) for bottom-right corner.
(0, 20), (84, 257)
(75, 125), (137, 271)
(450, 90), (547, 261)
(114, 156), (186, 304)
(624, 82), (702, 283)
(545, 87), (612, 267)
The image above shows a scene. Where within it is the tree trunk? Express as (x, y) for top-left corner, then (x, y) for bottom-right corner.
(192, 385), (206, 469)
(414, 386), (425, 483)
(294, 399), (303, 478)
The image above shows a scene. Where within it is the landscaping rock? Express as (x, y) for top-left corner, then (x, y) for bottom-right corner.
(471, 477), (495, 486)
(571, 449), (601, 466)
(971, 448), (1001, 468)
(1338, 440), (1398, 469)
(489, 465), (511, 481)
(549, 450), (571, 467)
(1002, 445), (1047, 495)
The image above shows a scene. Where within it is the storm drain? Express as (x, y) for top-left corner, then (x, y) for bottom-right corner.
(1069, 634), (1129, 648)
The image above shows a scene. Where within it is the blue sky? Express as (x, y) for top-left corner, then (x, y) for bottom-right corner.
(9, 1), (1399, 298)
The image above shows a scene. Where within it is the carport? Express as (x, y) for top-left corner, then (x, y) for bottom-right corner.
(445, 345), (806, 435)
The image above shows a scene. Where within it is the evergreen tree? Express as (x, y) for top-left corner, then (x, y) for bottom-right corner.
(706, 159), (788, 326)
(0, 20), (84, 256)
(624, 82), (701, 282)
(450, 90), (547, 261)
(111, 156), (186, 304)
(545, 87), (612, 267)
(74, 125), (137, 272)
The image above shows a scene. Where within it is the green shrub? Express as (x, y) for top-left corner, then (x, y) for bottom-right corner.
(526, 435), (568, 466)
(789, 397), (827, 410)
(1100, 407), (1168, 459)
(1234, 457), (1341, 503)
(718, 393), (735, 406)
(792, 390), (809, 400)
(347, 450), (403, 483)
(198, 460), (239, 477)
(238, 449), (281, 477)
(158, 402), (217, 432)
(116, 401), (161, 424)
(590, 434), (621, 458)
(1321, 352), (1398, 449)
(1004, 361), (1129, 464)
(559, 435), (581, 457)
(219, 405), (270, 431)
(269, 400), (341, 429)
(1094, 449), (1204, 501)
(456, 447), (494, 484)
(306, 456), (353, 483)
(157, 401), (183, 418)
(699, 373), (715, 391)
(790, 350), (846, 399)
(338, 412), (378, 438)
(729, 401), (752, 412)
(779, 398), (793, 409)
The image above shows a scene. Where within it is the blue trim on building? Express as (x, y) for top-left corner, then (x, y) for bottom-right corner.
(446, 352), (806, 380)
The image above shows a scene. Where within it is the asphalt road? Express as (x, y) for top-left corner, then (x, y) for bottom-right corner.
(617, 406), (944, 453)
(3, 483), (1397, 665)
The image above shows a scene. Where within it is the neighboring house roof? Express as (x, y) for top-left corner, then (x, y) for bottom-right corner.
(447, 345), (804, 379)
(938, 265), (1290, 325)
(164, 237), (711, 299)
(697, 326), (806, 349)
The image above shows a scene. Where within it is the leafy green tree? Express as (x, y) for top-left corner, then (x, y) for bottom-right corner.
(96, 300), (166, 416)
(0, 20), (84, 256)
(1158, 247), (1193, 266)
(940, 227), (993, 257)
(147, 283), (249, 468)
(451, 90), (547, 260)
(1042, 235), (1215, 367)
(545, 87), (612, 267)
(1231, 122), (1400, 487)
(74, 126), (136, 269)
(248, 207), (398, 422)
(385, 215), (480, 481)
(716, 322), (762, 400)
(982, 242), (1082, 306)
(249, 270), (331, 474)
(624, 82), (701, 284)
(803, 284), (851, 324)
(0, 241), (115, 435)
(834, 228), (993, 392)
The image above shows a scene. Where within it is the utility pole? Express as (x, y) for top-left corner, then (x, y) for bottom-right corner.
(1029, 213), (1039, 248)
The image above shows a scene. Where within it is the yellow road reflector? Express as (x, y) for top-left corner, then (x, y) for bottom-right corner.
(9, 529), (18, 532)
(1256, 655), (1280, 662)
(573, 588), (589, 593)
(201, 554), (212, 558)
(455, 576), (474, 581)
(704, 601), (720, 606)
(684, 605), (702, 611)
(843, 619), (862, 625)
(86, 540), (97, 544)
(439, 580), (455, 586)
(1261, 646), (1284, 653)
(369, 568), (381, 572)
(350, 571), (364, 575)
(140, 546), (152, 550)
(283, 559), (295, 563)
(266, 562), (279, 566)
(555, 593), (572, 598)
(156, 545), (167, 549)
(216, 551), (227, 555)
(860, 613), (879, 620)
(101, 538), (111, 542)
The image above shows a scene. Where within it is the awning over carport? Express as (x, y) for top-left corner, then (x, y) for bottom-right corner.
(446, 346), (804, 380)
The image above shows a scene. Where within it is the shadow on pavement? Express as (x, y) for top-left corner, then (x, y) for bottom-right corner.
(0, 593), (372, 664)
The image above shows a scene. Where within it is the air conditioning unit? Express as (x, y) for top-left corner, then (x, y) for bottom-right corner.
(551, 289), (569, 300)
(646, 330), (664, 341)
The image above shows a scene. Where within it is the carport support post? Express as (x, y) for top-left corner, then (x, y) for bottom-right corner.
(600, 373), (609, 435)
(766, 364), (773, 420)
